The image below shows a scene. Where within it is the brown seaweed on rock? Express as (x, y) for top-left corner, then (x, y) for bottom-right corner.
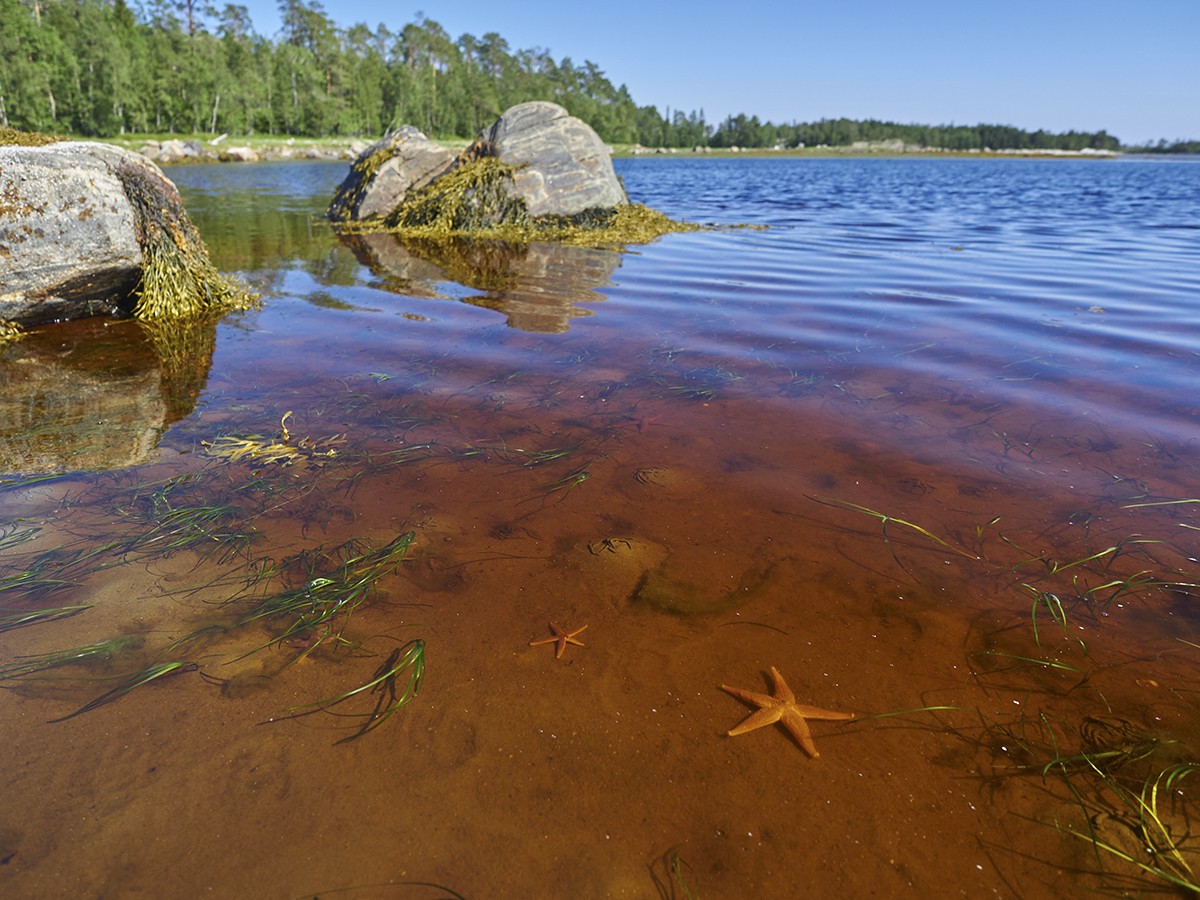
(343, 155), (699, 248)
(0, 125), (62, 147)
(114, 158), (257, 321)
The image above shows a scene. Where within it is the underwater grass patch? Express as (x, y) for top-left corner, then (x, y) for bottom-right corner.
(234, 531), (416, 659)
(113, 475), (257, 565)
(649, 846), (700, 900)
(0, 533), (88, 603)
(541, 464), (591, 498)
(282, 638), (425, 744)
(812, 488), (1200, 891)
(809, 495), (979, 567)
(0, 633), (196, 721)
(49, 660), (198, 722)
(1054, 762), (1200, 892)
(955, 703), (1200, 892)
(0, 636), (140, 680)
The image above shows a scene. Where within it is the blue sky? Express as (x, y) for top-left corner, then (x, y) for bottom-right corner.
(236, 1), (1198, 144)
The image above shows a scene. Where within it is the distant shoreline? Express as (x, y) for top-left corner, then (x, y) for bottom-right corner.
(611, 144), (1121, 160)
(92, 134), (1135, 165)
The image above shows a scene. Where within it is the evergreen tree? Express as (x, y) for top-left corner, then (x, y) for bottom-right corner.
(0, 0), (1147, 149)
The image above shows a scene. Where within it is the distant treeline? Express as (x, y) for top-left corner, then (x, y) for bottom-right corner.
(1134, 139), (1200, 154)
(0, 0), (1174, 152)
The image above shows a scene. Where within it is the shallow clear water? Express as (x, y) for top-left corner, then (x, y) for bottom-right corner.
(2, 156), (1200, 898)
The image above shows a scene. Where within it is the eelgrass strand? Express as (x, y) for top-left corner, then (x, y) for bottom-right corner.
(809, 495), (979, 564)
(0, 604), (91, 634)
(49, 660), (198, 722)
(0, 636), (140, 680)
(282, 639), (425, 743)
(234, 532), (415, 658)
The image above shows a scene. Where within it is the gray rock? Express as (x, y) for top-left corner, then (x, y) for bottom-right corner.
(469, 101), (627, 217)
(328, 105), (628, 226)
(157, 138), (189, 162)
(218, 145), (259, 162)
(328, 126), (456, 221)
(0, 141), (149, 325)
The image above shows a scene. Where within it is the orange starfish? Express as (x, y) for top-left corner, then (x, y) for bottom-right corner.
(721, 666), (856, 758)
(529, 622), (588, 659)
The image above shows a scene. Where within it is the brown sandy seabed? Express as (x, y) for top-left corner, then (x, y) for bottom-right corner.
(2, 339), (1199, 899)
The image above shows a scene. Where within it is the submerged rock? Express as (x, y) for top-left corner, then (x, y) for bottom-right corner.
(0, 139), (251, 327)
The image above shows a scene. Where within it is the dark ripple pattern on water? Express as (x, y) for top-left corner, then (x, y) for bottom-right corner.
(607, 156), (1200, 437)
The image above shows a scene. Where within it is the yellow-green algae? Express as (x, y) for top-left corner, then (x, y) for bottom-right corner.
(336, 156), (700, 248)
(326, 142), (398, 222)
(114, 160), (256, 321)
(0, 126), (62, 147)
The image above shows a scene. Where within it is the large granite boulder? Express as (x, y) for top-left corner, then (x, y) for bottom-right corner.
(1, 139), (248, 326)
(468, 101), (628, 217)
(0, 141), (146, 325)
(328, 102), (628, 226)
(328, 126), (456, 222)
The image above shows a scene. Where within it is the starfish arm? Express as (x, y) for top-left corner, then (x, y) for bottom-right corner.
(720, 684), (775, 707)
(727, 705), (785, 736)
(768, 666), (797, 704)
(794, 704), (857, 722)
(779, 708), (820, 757)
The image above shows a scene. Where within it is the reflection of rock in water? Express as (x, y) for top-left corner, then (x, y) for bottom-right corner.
(341, 232), (449, 300)
(342, 232), (621, 333)
(0, 317), (211, 473)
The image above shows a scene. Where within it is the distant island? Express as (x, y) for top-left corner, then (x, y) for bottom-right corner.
(1, 2), (1193, 154)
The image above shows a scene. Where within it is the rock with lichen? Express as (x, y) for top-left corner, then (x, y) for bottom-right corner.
(467, 101), (628, 217)
(327, 126), (457, 222)
(328, 103), (629, 229)
(0, 138), (251, 327)
(1, 141), (143, 325)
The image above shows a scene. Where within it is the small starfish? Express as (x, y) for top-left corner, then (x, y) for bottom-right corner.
(721, 666), (855, 758)
(529, 622), (588, 659)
